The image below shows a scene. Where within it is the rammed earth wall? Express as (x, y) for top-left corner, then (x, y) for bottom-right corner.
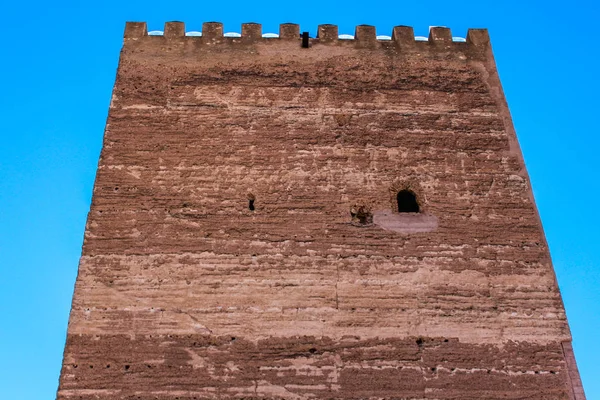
(58, 22), (585, 399)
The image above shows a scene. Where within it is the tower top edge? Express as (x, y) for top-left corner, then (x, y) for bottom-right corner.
(123, 21), (490, 48)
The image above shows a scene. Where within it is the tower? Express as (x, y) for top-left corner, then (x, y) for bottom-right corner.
(58, 21), (585, 399)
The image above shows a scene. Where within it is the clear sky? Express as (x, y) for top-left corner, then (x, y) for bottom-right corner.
(0, 0), (598, 398)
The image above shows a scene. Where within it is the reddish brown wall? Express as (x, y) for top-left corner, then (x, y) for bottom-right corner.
(58, 22), (584, 399)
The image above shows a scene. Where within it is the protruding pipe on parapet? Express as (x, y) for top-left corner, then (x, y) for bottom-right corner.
(124, 22), (147, 38)
(280, 23), (300, 40)
(242, 23), (262, 42)
(202, 22), (223, 40)
(466, 28), (490, 47)
(392, 26), (415, 47)
(164, 21), (185, 38)
(301, 32), (310, 48)
(318, 24), (338, 43)
(355, 25), (377, 47)
(429, 27), (452, 45)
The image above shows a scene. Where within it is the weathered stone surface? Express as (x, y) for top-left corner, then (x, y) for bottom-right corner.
(58, 23), (584, 399)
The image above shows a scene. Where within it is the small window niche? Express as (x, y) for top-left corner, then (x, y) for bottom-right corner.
(397, 190), (419, 213)
(371, 185), (437, 233)
(247, 193), (256, 211)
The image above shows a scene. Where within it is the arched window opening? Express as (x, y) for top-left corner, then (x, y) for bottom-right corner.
(397, 190), (419, 213)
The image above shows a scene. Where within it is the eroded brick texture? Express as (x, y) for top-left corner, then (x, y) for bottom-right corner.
(58, 23), (583, 399)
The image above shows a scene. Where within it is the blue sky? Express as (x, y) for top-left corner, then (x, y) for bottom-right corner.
(0, 0), (598, 398)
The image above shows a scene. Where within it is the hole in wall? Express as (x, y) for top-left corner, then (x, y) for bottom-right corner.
(309, 348), (317, 354)
(397, 190), (419, 213)
(247, 193), (256, 211)
(334, 113), (352, 126)
(350, 203), (373, 225)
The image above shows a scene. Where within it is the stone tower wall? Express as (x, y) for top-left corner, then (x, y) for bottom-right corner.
(58, 22), (585, 399)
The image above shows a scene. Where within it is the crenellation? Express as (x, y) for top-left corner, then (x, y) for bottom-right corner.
(467, 28), (490, 47)
(241, 22), (262, 41)
(317, 24), (338, 43)
(354, 24), (377, 47)
(164, 21), (185, 38)
(392, 25), (416, 47)
(429, 26), (453, 44)
(124, 21), (147, 38)
(123, 21), (486, 55)
(279, 23), (300, 40)
(201, 21), (223, 40)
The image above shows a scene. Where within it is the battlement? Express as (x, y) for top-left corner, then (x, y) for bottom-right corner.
(124, 21), (490, 51)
